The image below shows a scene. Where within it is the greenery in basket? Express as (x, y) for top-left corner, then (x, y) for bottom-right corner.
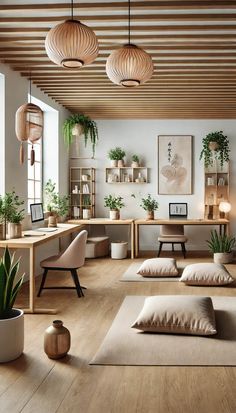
(207, 230), (236, 253)
(0, 247), (24, 319)
(199, 131), (230, 168)
(132, 154), (139, 163)
(63, 113), (98, 157)
(140, 194), (159, 212)
(104, 195), (125, 210)
(44, 180), (69, 217)
(0, 191), (24, 225)
(108, 147), (126, 161)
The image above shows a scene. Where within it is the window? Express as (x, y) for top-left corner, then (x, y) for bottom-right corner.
(27, 141), (42, 212)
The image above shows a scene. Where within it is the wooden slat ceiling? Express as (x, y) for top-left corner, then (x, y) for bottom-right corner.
(1, 0), (236, 118)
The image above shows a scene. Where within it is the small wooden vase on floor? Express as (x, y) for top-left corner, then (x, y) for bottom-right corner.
(44, 320), (71, 359)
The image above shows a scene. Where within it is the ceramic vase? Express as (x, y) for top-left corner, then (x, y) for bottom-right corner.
(110, 210), (119, 220)
(44, 320), (71, 360)
(118, 159), (124, 167)
(146, 210), (154, 220)
(48, 215), (57, 227)
(8, 223), (22, 239)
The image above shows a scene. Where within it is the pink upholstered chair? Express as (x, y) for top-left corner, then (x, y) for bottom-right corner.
(37, 230), (88, 298)
(158, 225), (188, 258)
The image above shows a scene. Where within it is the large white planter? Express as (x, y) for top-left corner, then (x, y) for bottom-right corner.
(214, 252), (233, 264)
(0, 309), (24, 363)
(111, 242), (128, 259)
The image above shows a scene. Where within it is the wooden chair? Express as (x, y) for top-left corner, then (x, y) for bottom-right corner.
(157, 225), (187, 258)
(37, 230), (88, 298)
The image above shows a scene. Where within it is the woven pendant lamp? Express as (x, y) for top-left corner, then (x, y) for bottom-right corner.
(15, 77), (43, 165)
(45, 1), (98, 69)
(106, 0), (153, 87)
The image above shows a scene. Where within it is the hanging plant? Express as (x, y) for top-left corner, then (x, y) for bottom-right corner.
(63, 113), (98, 157)
(199, 131), (230, 168)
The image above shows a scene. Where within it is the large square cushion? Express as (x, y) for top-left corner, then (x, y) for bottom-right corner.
(131, 295), (217, 336)
(179, 263), (234, 286)
(137, 258), (178, 277)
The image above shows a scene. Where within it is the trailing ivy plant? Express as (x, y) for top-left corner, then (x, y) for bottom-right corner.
(63, 113), (98, 157)
(199, 131), (230, 168)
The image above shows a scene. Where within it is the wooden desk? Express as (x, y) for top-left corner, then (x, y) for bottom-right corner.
(68, 218), (135, 259)
(134, 218), (229, 257)
(0, 223), (83, 314)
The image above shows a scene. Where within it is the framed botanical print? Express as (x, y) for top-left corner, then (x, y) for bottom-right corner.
(158, 135), (193, 195)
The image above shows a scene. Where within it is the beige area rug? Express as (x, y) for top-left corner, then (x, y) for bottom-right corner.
(120, 263), (182, 282)
(90, 296), (236, 366)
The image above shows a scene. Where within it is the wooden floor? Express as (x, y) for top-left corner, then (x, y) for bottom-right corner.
(1, 251), (236, 413)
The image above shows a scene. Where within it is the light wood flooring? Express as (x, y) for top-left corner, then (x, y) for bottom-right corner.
(1, 251), (236, 413)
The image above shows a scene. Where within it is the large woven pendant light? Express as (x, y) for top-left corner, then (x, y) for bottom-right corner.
(106, 0), (153, 87)
(45, 0), (99, 69)
(15, 76), (43, 165)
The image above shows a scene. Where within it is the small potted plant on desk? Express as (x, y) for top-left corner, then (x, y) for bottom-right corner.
(140, 194), (159, 220)
(104, 195), (125, 220)
(207, 229), (235, 264)
(44, 180), (69, 227)
(108, 147), (126, 167)
(8, 209), (25, 239)
(199, 131), (230, 168)
(0, 191), (24, 240)
(0, 247), (24, 362)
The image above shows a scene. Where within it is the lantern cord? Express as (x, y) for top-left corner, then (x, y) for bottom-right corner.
(29, 73), (32, 103)
(71, 0), (74, 20)
(128, 0), (131, 44)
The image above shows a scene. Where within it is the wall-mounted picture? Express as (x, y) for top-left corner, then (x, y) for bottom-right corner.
(158, 135), (193, 195)
(169, 203), (188, 218)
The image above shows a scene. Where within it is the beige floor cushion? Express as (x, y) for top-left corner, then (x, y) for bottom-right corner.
(179, 263), (234, 286)
(137, 258), (178, 277)
(131, 295), (217, 336)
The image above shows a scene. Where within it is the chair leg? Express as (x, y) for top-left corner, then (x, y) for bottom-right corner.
(71, 269), (84, 298)
(158, 242), (163, 257)
(181, 243), (186, 259)
(37, 268), (48, 297)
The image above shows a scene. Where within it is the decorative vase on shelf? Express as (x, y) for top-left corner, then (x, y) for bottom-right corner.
(44, 320), (71, 360)
(131, 162), (139, 168)
(118, 159), (124, 167)
(110, 160), (118, 167)
(146, 210), (154, 220)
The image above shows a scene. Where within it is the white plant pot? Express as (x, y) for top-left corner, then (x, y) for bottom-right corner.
(131, 162), (139, 168)
(111, 242), (128, 259)
(110, 160), (118, 167)
(109, 210), (119, 220)
(0, 309), (24, 363)
(83, 209), (91, 219)
(214, 252), (233, 264)
(8, 223), (22, 239)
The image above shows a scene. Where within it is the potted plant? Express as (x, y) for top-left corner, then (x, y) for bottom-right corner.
(131, 154), (140, 168)
(140, 194), (159, 220)
(0, 191), (24, 240)
(108, 147), (126, 167)
(207, 229), (235, 264)
(8, 209), (25, 239)
(104, 195), (125, 220)
(82, 195), (91, 219)
(63, 113), (98, 158)
(199, 131), (230, 168)
(44, 180), (69, 227)
(0, 247), (24, 362)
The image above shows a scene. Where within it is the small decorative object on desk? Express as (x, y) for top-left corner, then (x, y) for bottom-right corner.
(44, 320), (71, 359)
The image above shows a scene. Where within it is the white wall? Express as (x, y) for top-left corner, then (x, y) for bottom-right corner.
(77, 119), (236, 250)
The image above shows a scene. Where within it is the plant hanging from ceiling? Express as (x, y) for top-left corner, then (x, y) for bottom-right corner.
(63, 113), (98, 158)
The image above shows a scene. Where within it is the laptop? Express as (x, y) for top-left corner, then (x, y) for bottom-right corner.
(30, 203), (58, 232)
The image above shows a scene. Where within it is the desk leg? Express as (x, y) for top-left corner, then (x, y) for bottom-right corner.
(135, 224), (139, 258)
(130, 222), (134, 259)
(29, 246), (35, 313)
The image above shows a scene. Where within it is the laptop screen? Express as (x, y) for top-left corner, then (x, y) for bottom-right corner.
(30, 203), (44, 223)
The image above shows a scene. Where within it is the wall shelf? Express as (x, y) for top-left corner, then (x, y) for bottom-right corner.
(69, 167), (95, 219)
(105, 167), (148, 183)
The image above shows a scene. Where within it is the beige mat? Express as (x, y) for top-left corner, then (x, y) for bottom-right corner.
(90, 295), (236, 366)
(120, 263), (181, 282)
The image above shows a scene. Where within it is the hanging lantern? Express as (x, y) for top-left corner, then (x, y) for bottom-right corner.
(15, 103), (43, 165)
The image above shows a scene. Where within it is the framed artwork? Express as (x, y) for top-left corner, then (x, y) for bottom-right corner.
(158, 135), (193, 194)
(169, 203), (188, 218)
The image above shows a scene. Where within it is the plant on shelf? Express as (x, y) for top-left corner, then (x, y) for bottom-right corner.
(0, 247), (25, 362)
(0, 191), (24, 240)
(104, 195), (125, 220)
(207, 229), (235, 264)
(131, 154), (140, 167)
(108, 147), (126, 167)
(63, 113), (98, 157)
(82, 195), (91, 219)
(44, 180), (69, 226)
(199, 131), (230, 168)
(139, 193), (159, 220)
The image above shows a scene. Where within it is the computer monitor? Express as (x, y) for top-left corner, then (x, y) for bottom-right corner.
(30, 203), (44, 224)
